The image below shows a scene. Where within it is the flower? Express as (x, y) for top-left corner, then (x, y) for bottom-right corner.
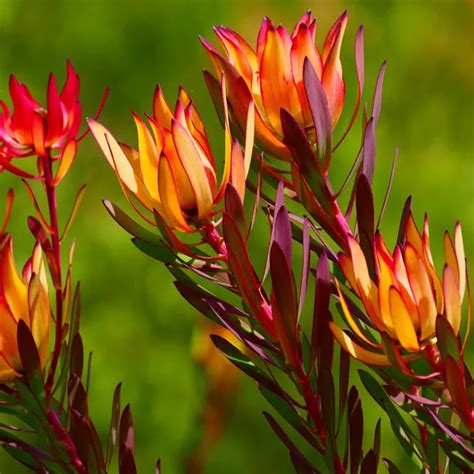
(0, 61), (81, 159)
(0, 235), (50, 381)
(201, 11), (348, 160)
(330, 212), (466, 366)
(89, 84), (254, 233)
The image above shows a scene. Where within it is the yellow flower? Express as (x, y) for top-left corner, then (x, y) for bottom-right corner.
(0, 235), (50, 381)
(89, 85), (254, 233)
(330, 213), (466, 366)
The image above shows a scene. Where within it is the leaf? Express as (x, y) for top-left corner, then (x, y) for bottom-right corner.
(106, 383), (122, 466)
(263, 412), (318, 474)
(298, 218), (311, 321)
(348, 387), (363, 474)
(224, 183), (247, 237)
(119, 405), (137, 474)
(383, 458), (402, 474)
(60, 184), (86, 240)
(361, 119), (376, 184)
(211, 335), (283, 395)
(318, 368), (336, 453)
(356, 173), (375, 277)
(132, 238), (179, 265)
(303, 58), (332, 169)
(360, 449), (377, 474)
(436, 315), (461, 364)
(396, 197), (412, 247)
(103, 200), (161, 245)
(17, 320), (43, 392)
(310, 252), (333, 372)
(371, 61), (387, 126)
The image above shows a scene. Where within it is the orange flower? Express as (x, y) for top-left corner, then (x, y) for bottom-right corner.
(0, 235), (50, 381)
(201, 11), (348, 160)
(330, 213), (466, 366)
(89, 85), (254, 233)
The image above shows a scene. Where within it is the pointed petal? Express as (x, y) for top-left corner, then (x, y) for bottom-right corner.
(153, 85), (173, 126)
(443, 265), (462, 334)
(454, 222), (466, 302)
(389, 286), (419, 351)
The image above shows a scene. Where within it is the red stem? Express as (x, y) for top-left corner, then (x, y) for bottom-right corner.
(43, 152), (64, 394)
(202, 221), (228, 259)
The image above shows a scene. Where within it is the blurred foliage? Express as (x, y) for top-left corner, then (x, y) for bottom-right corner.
(0, 0), (472, 472)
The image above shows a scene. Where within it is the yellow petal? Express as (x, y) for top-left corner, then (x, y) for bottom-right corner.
(171, 120), (214, 220)
(376, 250), (397, 337)
(330, 322), (391, 366)
(28, 275), (51, 368)
(405, 213), (423, 255)
(153, 84), (173, 126)
(443, 265), (462, 334)
(133, 114), (160, 202)
(404, 244), (437, 340)
(454, 222), (466, 302)
(389, 286), (419, 351)
(0, 300), (21, 370)
(158, 155), (192, 232)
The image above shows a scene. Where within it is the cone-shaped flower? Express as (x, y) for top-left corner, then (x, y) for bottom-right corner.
(89, 84), (254, 233)
(0, 235), (50, 381)
(201, 11), (347, 160)
(330, 213), (466, 366)
(0, 61), (81, 159)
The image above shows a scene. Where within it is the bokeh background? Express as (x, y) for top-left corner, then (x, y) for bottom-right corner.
(0, 0), (472, 472)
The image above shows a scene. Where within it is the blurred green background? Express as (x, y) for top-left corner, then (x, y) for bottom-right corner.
(0, 0), (472, 472)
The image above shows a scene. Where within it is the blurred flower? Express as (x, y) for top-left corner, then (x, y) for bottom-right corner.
(0, 61), (80, 159)
(0, 235), (50, 381)
(330, 213), (466, 366)
(201, 11), (348, 160)
(89, 84), (253, 233)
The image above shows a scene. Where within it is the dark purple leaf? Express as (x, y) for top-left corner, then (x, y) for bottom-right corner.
(360, 449), (377, 474)
(356, 173), (375, 277)
(318, 368), (335, 444)
(376, 147), (398, 229)
(224, 183), (247, 237)
(17, 320), (42, 387)
(383, 458), (402, 474)
(361, 119), (376, 184)
(119, 405), (137, 474)
(263, 412), (318, 474)
(436, 315), (461, 364)
(156, 459), (161, 474)
(106, 383), (122, 467)
(70, 334), (84, 380)
(338, 348), (350, 419)
(297, 219), (311, 321)
(203, 70), (225, 129)
(348, 387), (363, 474)
(396, 196), (412, 247)
(303, 58), (332, 167)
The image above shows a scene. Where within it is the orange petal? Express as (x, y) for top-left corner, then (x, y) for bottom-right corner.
(290, 23), (323, 126)
(157, 155), (192, 232)
(405, 212), (423, 255)
(171, 120), (213, 220)
(389, 286), (419, 352)
(259, 24), (301, 134)
(404, 244), (437, 340)
(330, 322), (391, 366)
(153, 84), (173, 126)
(443, 265), (462, 334)
(376, 249), (397, 337)
(0, 300), (21, 371)
(28, 275), (50, 367)
(53, 139), (77, 185)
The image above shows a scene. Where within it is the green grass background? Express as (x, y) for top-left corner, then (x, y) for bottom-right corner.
(0, 0), (472, 472)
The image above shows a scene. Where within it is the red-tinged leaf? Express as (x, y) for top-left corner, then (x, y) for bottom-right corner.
(371, 61), (387, 126)
(280, 108), (333, 213)
(436, 315), (461, 364)
(119, 405), (137, 474)
(68, 405), (90, 468)
(303, 58), (332, 169)
(310, 252), (333, 372)
(263, 412), (318, 474)
(103, 200), (161, 245)
(334, 26), (364, 150)
(224, 183), (247, 237)
(376, 147), (398, 229)
(361, 119), (375, 184)
(106, 383), (122, 467)
(211, 335), (284, 395)
(356, 173), (375, 277)
(360, 449), (377, 474)
(203, 70), (226, 129)
(70, 334), (84, 380)
(17, 320), (42, 387)
(68, 374), (88, 416)
(270, 243), (299, 365)
(338, 347), (350, 418)
(318, 368), (336, 448)
(60, 184), (86, 241)
(297, 219), (311, 321)
(22, 180), (54, 234)
(396, 196), (412, 247)
(348, 386), (363, 474)
(273, 206), (293, 268)
(445, 356), (472, 430)
(156, 459), (161, 474)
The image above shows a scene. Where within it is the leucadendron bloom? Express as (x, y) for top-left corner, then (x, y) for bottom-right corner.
(89, 84), (254, 233)
(330, 212), (466, 366)
(201, 11), (348, 160)
(0, 235), (50, 381)
(0, 61), (80, 159)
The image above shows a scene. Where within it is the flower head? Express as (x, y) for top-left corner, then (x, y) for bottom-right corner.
(201, 11), (348, 160)
(0, 61), (81, 159)
(330, 212), (466, 366)
(89, 84), (253, 233)
(0, 235), (50, 381)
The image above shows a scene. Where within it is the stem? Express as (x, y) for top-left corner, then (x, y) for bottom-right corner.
(43, 152), (63, 394)
(201, 221), (228, 259)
